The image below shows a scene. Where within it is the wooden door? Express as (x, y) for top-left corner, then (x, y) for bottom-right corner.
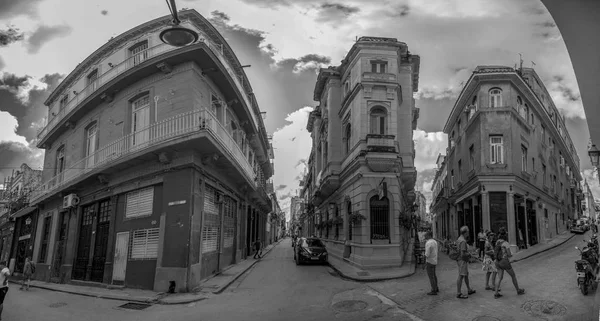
(132, 97), (150, 147)
(90, 200), (111, 282)
(112, 232), (129, 282)
(73, 205), (94, 280)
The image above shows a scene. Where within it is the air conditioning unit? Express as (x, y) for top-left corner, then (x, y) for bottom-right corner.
(63, 194), (80, 209)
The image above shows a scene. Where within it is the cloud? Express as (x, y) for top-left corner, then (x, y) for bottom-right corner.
(413, 129), (448, 171)
(101, 10), (109, 16)
(0, 26), (25, 47)
(582, 169), (600, 201)
(26, 25), (73, 54)
(0, 72), (64, 143)
(315, 3), (360, 23)
(0, 141), (43, 182)
(273, 107), (313, 220)
(277, 53), (331, 74)
(0, 0), (44, 20)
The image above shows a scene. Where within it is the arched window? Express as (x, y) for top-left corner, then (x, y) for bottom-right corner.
(344, 81), (350, 94)
(370, 195), (390, 240)
(344, 123), (352, 154)
(370, 107), (387, 135)
(524, 104), (530, 122)
(489, 88), (502, 107)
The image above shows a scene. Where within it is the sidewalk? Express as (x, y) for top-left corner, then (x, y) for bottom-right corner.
(327, 255), (416, 282)
(328, 231), (577, 281)
(13, 238), (283, 305)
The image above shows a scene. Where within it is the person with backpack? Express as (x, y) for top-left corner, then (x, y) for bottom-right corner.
(20, 257), (35, 291)
(452, 226), (476, 299)
(482, 232), (498, 291)
(493, 228), (525, 299)
(253, 238), (263, 259)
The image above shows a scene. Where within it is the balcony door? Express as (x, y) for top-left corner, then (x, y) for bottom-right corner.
(129, 41), (148, 67)
(86, 69), (98, 96)
(86, 124), (98, 169)
(131, 96), (150, 147)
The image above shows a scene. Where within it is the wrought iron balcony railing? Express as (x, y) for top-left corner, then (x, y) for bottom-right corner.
(31, 104), (257, 204)
(38, 38), (261, 141)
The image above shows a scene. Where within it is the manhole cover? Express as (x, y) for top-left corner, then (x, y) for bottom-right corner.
(522, 300), (567, 317)
(49, 302), (67, 308)
(332, 300), (368, 312)
(119, 302), (152, 310)
(472, 317), (501, 321)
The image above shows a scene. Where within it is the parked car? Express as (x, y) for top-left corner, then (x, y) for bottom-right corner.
(294, 237), (328, 265)
(572, 220), (586, 234)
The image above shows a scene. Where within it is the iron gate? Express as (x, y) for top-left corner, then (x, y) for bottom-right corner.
(369, 196), (390, 241)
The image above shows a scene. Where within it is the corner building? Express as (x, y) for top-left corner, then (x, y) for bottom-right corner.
(29, 10), (273, 292)
(303, 37), (420, 269)
(441, 66), (583, 253)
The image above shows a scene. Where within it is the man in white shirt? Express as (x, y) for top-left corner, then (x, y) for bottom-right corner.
(0, 261), (10, 320)
(424, 231), (439, 295)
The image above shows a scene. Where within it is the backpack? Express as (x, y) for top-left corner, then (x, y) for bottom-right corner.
(495, 240), (505, 262)
(29, 262), (36, 274)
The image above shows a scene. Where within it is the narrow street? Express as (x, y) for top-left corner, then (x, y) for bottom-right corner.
(3, 235), (599, 321)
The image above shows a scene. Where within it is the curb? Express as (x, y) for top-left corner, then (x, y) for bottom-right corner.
(212, 238), (283, 295)
(327, 260), (416, 283)
(8, 280), (158, 303)
(511, 233), (577, 263)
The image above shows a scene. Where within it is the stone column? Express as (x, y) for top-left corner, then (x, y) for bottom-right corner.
(523, 199), (530, 247)
(481, 191), (490, 231)
(507, 192), (518, 253)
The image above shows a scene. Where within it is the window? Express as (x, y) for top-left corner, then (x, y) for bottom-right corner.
(87, 69), (98, 94)
(521, 145), (528, 172)
(125, 186), (154, 218)
(370, 107), (387, 135)
(344, 123), (352, 155)
(490, 136), (504, 164)
(211, 94), (223, 123)
(55, 146), (65, 176)
(472, 96), (478, 109)
(451, 170), (455, 188)
(129, 228), (159, 259)
(541, 125), (546, 141)
(59, 94), (69, 111)
(489, 88), (502, 107)
(543, 164), (547, 185)
(458, 160), (462, 182)
(344, 81), (350, 94)
(469, 145), (475, 171)
(370, 195), (389, 240)
(457, 120), (462, 133)
(371, 61), (388, 73)
(129, 40), (149, 66)
(552, 175), (556, 192)
(38, 215), (52, 263)
(86, 123), (98, 168)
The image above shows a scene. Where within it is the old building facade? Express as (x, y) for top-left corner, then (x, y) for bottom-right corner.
(439, 65), (583, 253)
(29, 10), (273, 292)
(582, 179), (596, 220)
(301, 36), (420, 269)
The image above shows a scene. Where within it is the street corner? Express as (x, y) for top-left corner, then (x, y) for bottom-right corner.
(330, 286), (424, 321)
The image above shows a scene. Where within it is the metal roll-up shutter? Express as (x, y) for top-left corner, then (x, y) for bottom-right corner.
(202, 185), (220, 253)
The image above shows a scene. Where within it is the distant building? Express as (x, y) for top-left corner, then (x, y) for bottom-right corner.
(430, 154), (449, 239)
(582, 179), (596, 220)
(414, 191), (427, 222)
(441, 65), (583, 253)
(301, 36), (420, 269)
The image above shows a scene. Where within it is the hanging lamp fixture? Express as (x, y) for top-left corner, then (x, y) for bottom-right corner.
(160, 0), (199, 47)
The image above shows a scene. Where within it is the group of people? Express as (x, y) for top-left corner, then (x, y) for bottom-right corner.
(424, 226), (525, 299)
(0, 256), (36, 320)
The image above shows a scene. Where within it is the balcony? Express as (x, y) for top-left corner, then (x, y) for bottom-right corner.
(30, 105), (259, 205)
(366, 134), (396, 153)
(362, 72), (397, 83)
(311, 166), (340, 206)
(38, 38), (262, 149)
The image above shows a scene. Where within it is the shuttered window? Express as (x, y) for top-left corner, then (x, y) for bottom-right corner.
(223, 196), (236, 248)
(129, 228), (159, 260)
(125, 187), (154, 218)
(202, 185), (220, 253)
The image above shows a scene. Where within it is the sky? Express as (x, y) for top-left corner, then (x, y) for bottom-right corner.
(0, 0), (597, 220)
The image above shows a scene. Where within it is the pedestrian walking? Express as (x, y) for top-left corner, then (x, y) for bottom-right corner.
(482, 232), (497, 290)
(0, 261), (10, 320)
(20, 257), (35, 291)
(477, 228), (487, 259)
(253, 238), (263, 259)
(494, 228), (525, 298)
(424, 231), (439, 295)
(456, 226), (476, 299)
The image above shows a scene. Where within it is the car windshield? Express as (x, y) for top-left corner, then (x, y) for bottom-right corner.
(303, 239), (324, 248)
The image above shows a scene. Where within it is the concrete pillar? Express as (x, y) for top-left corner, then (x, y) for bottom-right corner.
(481, 192), (490, 231)
(507, 192), (518, 253)
(523, 199), (530, 247)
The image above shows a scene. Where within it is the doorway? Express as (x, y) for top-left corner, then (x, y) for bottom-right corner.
(72, 200), (111, 282)
(131, 96), (150, 147)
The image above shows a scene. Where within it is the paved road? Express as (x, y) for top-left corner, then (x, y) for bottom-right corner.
(3, 235), (598, 320)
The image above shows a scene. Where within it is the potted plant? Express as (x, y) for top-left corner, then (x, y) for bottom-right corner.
(349, 211), (366, 224)
(325, 219), (333, 228)
(332, 216), (344, 226)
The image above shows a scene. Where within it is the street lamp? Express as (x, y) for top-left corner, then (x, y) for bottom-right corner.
(160, 0), (199, 47)
(589, 144), (600, 167)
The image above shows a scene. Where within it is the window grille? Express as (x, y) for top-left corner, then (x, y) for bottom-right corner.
(370, 196), (390, 240)
(125, 187), (154, 218)
(129, 228), (159, 260)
